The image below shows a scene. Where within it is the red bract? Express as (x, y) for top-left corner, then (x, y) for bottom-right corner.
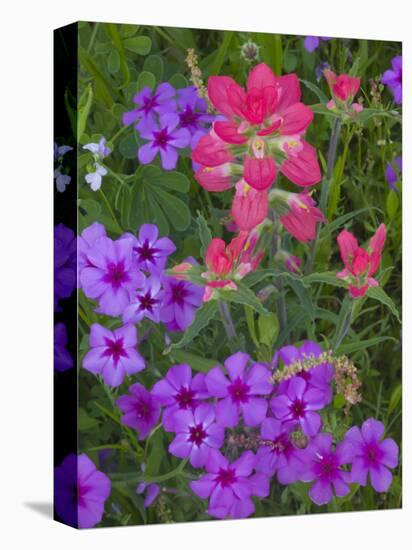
(324, 69), (360, 102)
(279, 192), (325, 242)
(336, 224), (387, 298)
(192, 63), (321, 194)
(231, 180), (268, 231)
(202, 231), (263, 302)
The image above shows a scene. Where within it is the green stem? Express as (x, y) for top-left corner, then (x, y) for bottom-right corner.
(305, 117), (342, 274)
(109, 124), (129, 145)
(333, 299), (354, 350)
(87, 22), (99, 54)
(218, 301), (237, 341)
(270, 218), (287, 335)
(98, 188), (123, 234)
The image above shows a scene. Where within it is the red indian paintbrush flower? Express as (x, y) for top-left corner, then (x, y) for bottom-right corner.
(202, 231), (263, 301)
(337, 224), (386, 298)
(324, 69), (363, 114)
(193, 63), (320, 192)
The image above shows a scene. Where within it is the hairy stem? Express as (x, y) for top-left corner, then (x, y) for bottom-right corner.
(219, 301), (237, 340)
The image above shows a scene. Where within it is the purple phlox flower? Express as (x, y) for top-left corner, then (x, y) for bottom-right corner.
(54, 323), (73, 372)
(151, 363), (208, 431)
(385, 155), (402, 191)
(344, 418), (398, 493)
(274, 341), (334, 404)
(77, 222), (107, 277)
(381, 55), (402, 104)
(83, 323), (145, 387)
(190, 449), (269, 519)
(129, 223), (176, 272)
(300, 433), (353, 505)
(137, 113), (191, 170)
(85, 162), (108, 191)
(80, 235), (144, 317)
(160, 276), (204, 332)
(83, 137), (111, 159)
(122, 83), (177, 128)
(54, 224), (76, 309)
(256, 418), (307, 484)
(270, 376), (326, 436)
(168, 403), (225, 468)
(205, 352), (272, 428)
(177, 86), (215, 143)
(136, 464), (160, 507)
(303, 36), (331, 53)
(116, 383), (161, 440)
(54, 453), (111, 529)
(123, 275), (163, 324)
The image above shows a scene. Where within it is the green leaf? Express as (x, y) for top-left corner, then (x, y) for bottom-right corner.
(79, 47), (114, 108)
(107, 49), (120, 73)
(144, 428), (164, 477)
(309, 103), (339, 118)
(244, 306), (259, 347)
(196, 212), (212, 257)
(123, 35), (152, 55)
(210, 31), (234, 75)
(143, 54), (164, 82)
(366, 286), (401, 323)
(337, 336), (397, 355)
(104, 23), (130, 88)
(77, 84), (93, 140)
(137, 70), (156, 91)
(302, 271), (347, 289)
(357, 107), (401, 124)
(150, 186), (190, 231)
(169, 73), (188, 89)
(320, 207), (379, 237)
(287, 279), (315, 321)
(258, 312), (279, 347)
(300, 79), (328, 103)
(386, 190), (400, 221)
(388, 384), (402, 415)
(78, 408), (99, 431)
(223, 283), (267, 315)
(169, 350), (217, 373)
(168, 301), (219, 350)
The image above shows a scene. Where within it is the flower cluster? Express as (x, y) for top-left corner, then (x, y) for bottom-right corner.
(79, 223), (204, 386)
(191, 63), (322, 233)
(123, 84), (216, 170)
(112, 342), (397, 519)
(324, 69), (363, 115)
(54, 142), (72, 192)
(83, 137), (111, 191)
(337, 224), (386, 298)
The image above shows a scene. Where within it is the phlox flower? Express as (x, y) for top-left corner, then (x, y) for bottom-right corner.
(54, 224), (77, 310)
(160, 277), (204, 332)
(54, 453), (111, 529)
(344, 418), (398, 492)
(385, 156), (402, 191)
(128, 223), (176, 272)
(77, 222), (107, 276)
(122, 276), (163, 324)
(303, 36), (331, 53)
(138, 113), (191, 170)
(168, 404), (225, 468)
(151, 363), (208, 431)
(54, 323), (73, 372)
(116, 383), (161, 440)
(205, 352), (272, 427)
(80, 235), (144, 317)
(381, 55), (402, 105)
(336, 223), (386, 298)
(273, 341), (334, 404)
(256, 418), (308, 484)
(122, 83), (177, 127)
(300, 433), (353, 506)
(136, 481), (160, 508)
(190, 449), (269, 519)
(270, 376), (327, 436)
(177, 86), (215, 145)
(82, 323), (145, 387)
